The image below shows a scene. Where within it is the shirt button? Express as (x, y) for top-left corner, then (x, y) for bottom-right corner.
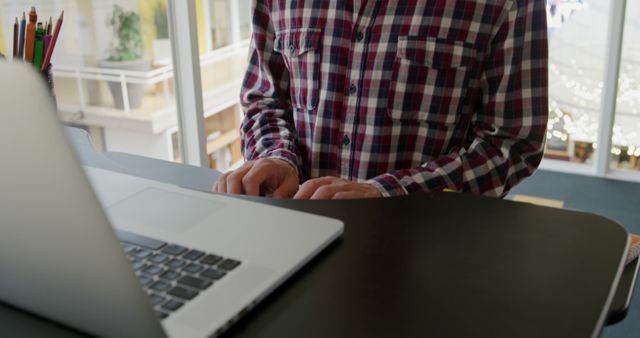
(349, 84), (357, 95)
(356, 32), (365, 42)
(342, 135), (351, 146)
(288, 43), (295, 53)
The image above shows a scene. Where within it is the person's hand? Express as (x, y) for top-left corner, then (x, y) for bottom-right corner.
(213, 158), (299, 198)
(293, 176), (382, 200)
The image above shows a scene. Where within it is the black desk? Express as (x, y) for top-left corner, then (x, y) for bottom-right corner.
(0, 127), (635, 338)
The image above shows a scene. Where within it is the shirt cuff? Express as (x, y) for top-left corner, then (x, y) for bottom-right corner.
(367, 173), (409, 197)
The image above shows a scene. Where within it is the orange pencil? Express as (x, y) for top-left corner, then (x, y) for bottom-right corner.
(41, 11), (63, 71)
(24, 6), (38, 63)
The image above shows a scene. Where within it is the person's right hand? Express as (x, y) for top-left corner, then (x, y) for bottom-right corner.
(212, 158), (299, 198)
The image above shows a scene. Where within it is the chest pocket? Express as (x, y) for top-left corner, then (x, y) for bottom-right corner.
(387, 36), (477, 125)
(274, 28), (322, 111)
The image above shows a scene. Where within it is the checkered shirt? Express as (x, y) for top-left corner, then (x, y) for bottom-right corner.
(240, 0), (548, 197)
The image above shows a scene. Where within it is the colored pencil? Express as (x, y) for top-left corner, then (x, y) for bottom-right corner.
(41, 11), (63, 71)
(24, 7), (37, 63)
(43, 34), (51, 61)
(13, 17), (19, 59)
(18, 12), (26, 59)
(43, 17), (53, 54)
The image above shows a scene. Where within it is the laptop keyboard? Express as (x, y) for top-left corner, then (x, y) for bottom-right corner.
(116, 230), (242, 320)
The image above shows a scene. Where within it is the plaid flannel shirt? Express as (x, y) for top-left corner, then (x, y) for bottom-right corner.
(240, 0), (548, 197)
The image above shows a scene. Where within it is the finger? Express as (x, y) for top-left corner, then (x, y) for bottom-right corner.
(310, 183), (348, 200)
(214, 172), (228, 193)
(226, 164), (253, 195)
(294, 177), (340, 200)
(241, 163), (272, 196)
(272, 178), (300, 199)
(332, 191), (363, 200)
(361, 184), (383, 198)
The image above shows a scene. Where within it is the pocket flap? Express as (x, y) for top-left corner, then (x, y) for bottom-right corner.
(397, 37), (477, 68)
(274, 28), (322, 57)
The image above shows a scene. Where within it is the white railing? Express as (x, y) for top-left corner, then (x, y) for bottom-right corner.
(53, 65), (174, 112)
(51, 40), (250, 113)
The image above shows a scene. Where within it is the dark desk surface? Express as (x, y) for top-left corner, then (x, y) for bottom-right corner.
(225, 194), (629, 338)
(0, 128), (634, 338)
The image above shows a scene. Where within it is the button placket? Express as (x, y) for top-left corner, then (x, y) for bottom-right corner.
(341, 2), (379, 178)
(342, 28), (367, 175)
(342, 135), (351, 146)
(349, 84), (358, 95)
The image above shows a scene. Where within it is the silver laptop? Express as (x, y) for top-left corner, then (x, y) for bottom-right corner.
(0, 62), (343, 337)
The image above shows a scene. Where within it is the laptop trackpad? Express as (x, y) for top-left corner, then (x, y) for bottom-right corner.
(106, 188), (224, 233)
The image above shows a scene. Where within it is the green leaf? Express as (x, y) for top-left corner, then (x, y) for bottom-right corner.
(105, 5), (144, 62)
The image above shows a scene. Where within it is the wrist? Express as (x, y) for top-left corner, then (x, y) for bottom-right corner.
(269, 157), (300, 175)
(271, 157), (296, 168)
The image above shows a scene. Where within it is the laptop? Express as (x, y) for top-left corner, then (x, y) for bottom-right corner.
(0, 62), (343, 337)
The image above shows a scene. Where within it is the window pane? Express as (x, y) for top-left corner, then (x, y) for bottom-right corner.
(610, 1), (640, 172)
(1, 1), (181, 162)
(238, 0), (251, 40)
(545, 0), (609, 165)
(196, 0), (250, 171)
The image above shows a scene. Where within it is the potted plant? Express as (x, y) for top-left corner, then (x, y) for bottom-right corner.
(152, 2), (171, 64)
(99, 5), (150, 110)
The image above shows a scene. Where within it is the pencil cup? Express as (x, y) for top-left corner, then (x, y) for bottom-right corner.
(41, 64), (56, 104)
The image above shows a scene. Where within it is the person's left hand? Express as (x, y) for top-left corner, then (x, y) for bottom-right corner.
(293, 176), (382, 200)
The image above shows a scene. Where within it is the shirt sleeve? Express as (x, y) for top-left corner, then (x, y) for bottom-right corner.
(369, 0), (548, 197)
(239, 1), (302, 175)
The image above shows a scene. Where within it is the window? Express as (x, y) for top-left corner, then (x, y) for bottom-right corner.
(1, 0), (181, 161)
(1, 0), (252, 170)
(610, 1), (640, 172)
(544, 0), (609, 166)
(237, 0), (252, 41)
(195, 0), (251, 171)
(208, 0), (231, 50)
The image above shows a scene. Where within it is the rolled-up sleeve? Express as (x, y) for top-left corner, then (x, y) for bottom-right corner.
(239, 1), (302, 173)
